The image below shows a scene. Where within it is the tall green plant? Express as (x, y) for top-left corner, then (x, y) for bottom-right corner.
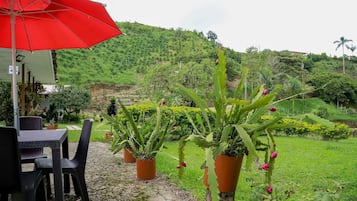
(178, 49), (283, 200)
(118, 100), (173, 160)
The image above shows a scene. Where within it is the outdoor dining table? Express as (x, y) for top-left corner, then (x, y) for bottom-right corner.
(18, 129), (69, 201)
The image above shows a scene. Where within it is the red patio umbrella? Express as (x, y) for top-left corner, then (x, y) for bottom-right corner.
(0, 0), (122, 131)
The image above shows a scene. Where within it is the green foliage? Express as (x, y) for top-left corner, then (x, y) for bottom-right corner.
(177, 50), (283, 200)
(276, 115), (351, 140)
(117, 100), (174, 160)
(46, 103), (58, 124)
(55, 22), (241, 90)
(0, 82), (13, 126)
(106, 97), (117, 116)
(48, 86), (91, 121)
(307, 72), (357, 106)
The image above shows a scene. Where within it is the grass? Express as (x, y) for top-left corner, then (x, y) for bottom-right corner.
(156, 137), (357, 201)
(58, 119), (112, 142)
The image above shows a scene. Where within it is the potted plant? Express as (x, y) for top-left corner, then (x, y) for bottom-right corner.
(177, 49), (283, 200)
(108, 114), (136, 163)
(105, 97), (117, 140)
(118, 100), (173, 180)
(46, 103), (58, 129)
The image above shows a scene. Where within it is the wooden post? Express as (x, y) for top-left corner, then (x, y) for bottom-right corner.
(32, 76), (35, 92)
(26, 71), (31, 113)
(21, 64), (25, 116)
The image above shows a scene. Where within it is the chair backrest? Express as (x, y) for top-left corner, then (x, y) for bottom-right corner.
(0, 127), (22, 194)
(20, 116), (43, 130)
(19, 116), (44, 159)
(73, 119), (93, 169)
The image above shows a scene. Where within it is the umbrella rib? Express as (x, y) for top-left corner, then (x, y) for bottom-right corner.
(49, 1), (121, 34)
(19, 15), (34, 51)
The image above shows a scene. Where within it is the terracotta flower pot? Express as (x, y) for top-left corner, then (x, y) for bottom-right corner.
(136, 158), (156, 180)
(123, 148), (136, 163)
(47, 124), (58, 130)
(204, 155), (243, 193)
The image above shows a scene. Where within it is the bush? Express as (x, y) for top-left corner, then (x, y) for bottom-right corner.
(118, 103), (352, 141)
(277, 118), (351, 140)
(317, 123), (351, 141)
(118, 103), (205, 140)
(314, 107), (329, 118)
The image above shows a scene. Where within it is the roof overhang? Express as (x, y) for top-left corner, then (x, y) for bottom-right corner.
(0, 48), (56, 84)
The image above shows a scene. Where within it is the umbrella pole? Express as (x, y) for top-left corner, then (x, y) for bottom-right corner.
(11, 13), (20, 133)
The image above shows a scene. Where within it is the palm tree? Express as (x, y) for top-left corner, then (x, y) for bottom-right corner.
(334, 36), (352, 74)
(347, 44), (356, 57)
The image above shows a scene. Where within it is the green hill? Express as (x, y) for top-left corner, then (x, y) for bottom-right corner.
(54, 22), (357, 111)
(56, 22), (241, 85)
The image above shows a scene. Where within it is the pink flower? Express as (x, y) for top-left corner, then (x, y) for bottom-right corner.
(261, 163), (270, 170)
(263, 89), (268, 95)
(160, 98), (166, 106)
(176, 165), (181, 169)
(270, 151), (278, 159)
(181, 161), (187, 167)
(267, 186), (273, 194)
(269, 106), (276, 112)
(215, 59), (219, 65)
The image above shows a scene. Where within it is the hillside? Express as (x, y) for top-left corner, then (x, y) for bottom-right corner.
(54, 22), (357, 110)
(56, 22), (241, 85)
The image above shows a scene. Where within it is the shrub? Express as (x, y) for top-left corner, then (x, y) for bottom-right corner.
(317, 123), (351, 141)
(277, 118), (351, 140)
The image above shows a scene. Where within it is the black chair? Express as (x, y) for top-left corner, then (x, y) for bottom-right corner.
(19, 116), (47, 163)
(0, 127), (46, 201)
(35, 119), (93, 201)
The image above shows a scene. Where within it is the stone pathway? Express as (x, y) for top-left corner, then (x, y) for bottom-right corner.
(48, 142), (197, 201)
(66, 125), (81, 130)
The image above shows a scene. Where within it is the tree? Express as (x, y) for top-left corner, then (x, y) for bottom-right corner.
(48, 86), (91, 121)
(307, 72), (357, 107)
(334, 36), (352, 74)
(347, 44), (356, 57)
(207, 30), (217, 42)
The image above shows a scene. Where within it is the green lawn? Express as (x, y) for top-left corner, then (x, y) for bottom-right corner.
(24, 120), (357, 200)
(156, 137), (357, 201)
(59, 119), (111, 142)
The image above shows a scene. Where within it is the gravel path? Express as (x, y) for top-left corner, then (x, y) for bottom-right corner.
(55, 142), (198, 201)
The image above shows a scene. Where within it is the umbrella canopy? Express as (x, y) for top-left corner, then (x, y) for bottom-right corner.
(0, 0), (121, 50)
(0, 0), (122, 131)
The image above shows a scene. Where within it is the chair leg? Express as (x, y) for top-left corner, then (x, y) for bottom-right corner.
(45, 173), (52, 200)
(35, 179), (47, 201)
(73, 174), (89, 201)
(64, 174), (70, 194)
(71, 174), (80, 196)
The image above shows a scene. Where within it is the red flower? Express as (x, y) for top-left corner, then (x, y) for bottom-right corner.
(261, 163), (270, 170)
(270, 151), (278, 159)
(269, 106), (276, 112)
(176, 165), (181, 169)
(267, 186), (273, 194)
(263, 89), (268, 95)
(215, 59), (219, 65)
(181, 161), (187, 167)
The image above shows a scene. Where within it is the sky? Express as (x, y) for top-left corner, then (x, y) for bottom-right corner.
(97, 0), (357, 56)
